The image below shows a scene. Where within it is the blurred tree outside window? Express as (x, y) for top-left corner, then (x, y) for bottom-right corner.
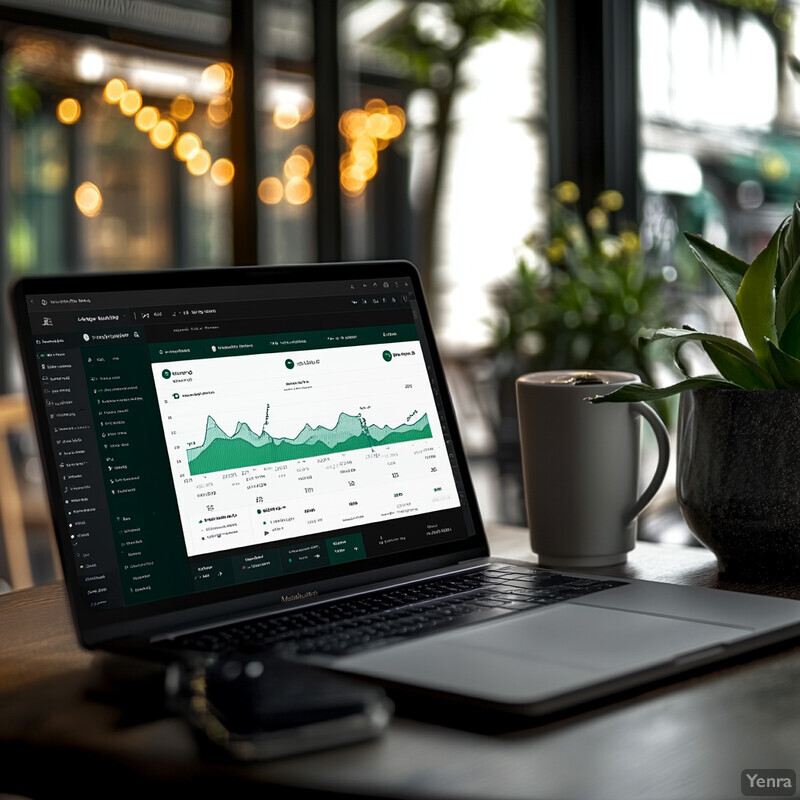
(339, 0), (546, 351)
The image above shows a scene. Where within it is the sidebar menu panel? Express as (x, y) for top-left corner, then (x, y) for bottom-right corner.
(82, 342), (191, 606)
(37, 332), (193, 610)
(37, 334), (122, 608)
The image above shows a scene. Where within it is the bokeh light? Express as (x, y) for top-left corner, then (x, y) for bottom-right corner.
(339, 99), (405, 197)
(150, 118), (177, 149)
(364, 98), (388, 113)
(56, 98), (81, 124)
(207, 97), (233, 126)
(274, 102), (301, 130)
(187, 149), (212, 176)
(339, 109), (368, 139)
(210, 158), (235, 186)
(292, 145), (314, 167)
(284, 153), (311, 179)
(103, 78), (126, 104)
(340, 165), (366, 197)
(201, 63), (229, 94)
(134, 106), (159, 132)
(352, 137), (377, 167)
(258, 177), (284, 205)
(119, 89), (142, 116)
(74, 182), (102, 217)
(385, 106), (406, 137)
(219, 62), (234, 89)
(170, 94), (195, 122)
(285, 177), (312, 205)
(365, 112), (391, 139)
(174, 132), (202, 161)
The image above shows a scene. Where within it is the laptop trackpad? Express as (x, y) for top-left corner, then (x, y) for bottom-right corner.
(336, 604), (750, 705)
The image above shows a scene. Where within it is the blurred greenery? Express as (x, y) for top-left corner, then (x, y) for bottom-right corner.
(4, 60), (40, 119)
(489, 182), (679, 418)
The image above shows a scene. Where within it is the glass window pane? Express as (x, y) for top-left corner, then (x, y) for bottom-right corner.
(638, 0), (793, 282)
(5, 27), (234, 276)
(339, 0), (546, 350)
(255, 0), (316, 264)
(1, 0), (231, 45)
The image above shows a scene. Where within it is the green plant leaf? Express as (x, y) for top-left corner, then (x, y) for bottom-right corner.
(779, 312), (800, 359)
(683, 232), (748, 323)
(777, 203), (800, 290)
(647, 325), (769, 377)
(767, 340), (800, 386)
(647, 325), (751, 354)
(776, 258), (800, 338)
(702, 341), (774, 389)
(735, 224), (781, 368)
(590, 376), (738, 404)
(642, 326), (774, 388)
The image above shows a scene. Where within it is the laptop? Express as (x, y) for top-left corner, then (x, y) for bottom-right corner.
(12, 260), (800, 717)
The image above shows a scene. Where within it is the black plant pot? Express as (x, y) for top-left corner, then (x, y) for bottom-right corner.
(677, 387), (800, 581)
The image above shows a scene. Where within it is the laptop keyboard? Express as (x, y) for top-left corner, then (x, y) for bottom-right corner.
(172, 565), (624, 659)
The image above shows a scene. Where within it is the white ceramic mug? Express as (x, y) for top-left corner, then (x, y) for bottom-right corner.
(516, 370), (670, 568)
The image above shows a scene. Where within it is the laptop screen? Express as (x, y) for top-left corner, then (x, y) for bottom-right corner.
(13, 262), (486, 644)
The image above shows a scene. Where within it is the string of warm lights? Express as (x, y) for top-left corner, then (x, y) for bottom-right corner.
(257, 93), (314, 207)
(256, 95), (405, 207)
(338, 99), (405, 198)
(59, 67), (405, 216)
(258, 144), (314, 207)
(58, 63), (236, 217)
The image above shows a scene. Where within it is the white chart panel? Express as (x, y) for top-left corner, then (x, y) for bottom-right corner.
(152, 341), (459, 556)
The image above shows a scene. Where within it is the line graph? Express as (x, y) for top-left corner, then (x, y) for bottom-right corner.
(188, 411), (433, 475)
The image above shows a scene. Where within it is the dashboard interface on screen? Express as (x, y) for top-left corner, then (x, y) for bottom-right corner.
(20, 271), (478, 618)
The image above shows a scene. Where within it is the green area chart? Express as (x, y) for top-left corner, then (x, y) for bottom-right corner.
(187, 411), (433, 476)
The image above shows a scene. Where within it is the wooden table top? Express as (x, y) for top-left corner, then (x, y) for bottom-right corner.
(2, 527), (800, 799)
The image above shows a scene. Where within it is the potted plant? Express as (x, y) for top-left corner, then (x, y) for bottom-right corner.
(595, 202), (800, 580)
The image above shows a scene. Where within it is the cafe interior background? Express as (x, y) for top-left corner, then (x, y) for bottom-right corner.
(1, 0), (798, 590)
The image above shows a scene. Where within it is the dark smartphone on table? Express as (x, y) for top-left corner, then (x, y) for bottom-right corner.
(167, 653), (393, 761)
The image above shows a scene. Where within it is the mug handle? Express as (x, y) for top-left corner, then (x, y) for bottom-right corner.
(628, 402), (670, 522)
